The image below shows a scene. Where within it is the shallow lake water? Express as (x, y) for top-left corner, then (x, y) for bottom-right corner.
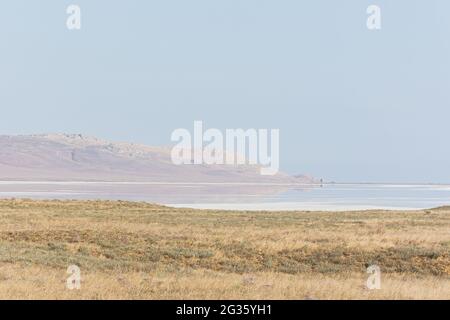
(0, 181), (449, 211)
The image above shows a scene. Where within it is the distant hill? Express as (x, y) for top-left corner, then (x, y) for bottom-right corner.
(0, 134), (315, 183)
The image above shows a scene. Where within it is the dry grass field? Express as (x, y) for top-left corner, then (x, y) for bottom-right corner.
(0, 199), (449, 299)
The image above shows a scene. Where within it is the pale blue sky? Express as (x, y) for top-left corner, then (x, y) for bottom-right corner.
(1, 1), (449, 182)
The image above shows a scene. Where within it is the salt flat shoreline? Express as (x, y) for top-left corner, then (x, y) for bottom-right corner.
(0, 180), (449, 212)
(0, 197), (439, 212)
(168, 202), (422, 212)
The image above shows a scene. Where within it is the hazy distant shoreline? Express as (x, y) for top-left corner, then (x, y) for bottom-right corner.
(0, 199), (449, 299)
(0, 180), (449, 211)
(169, 202), (421, 212)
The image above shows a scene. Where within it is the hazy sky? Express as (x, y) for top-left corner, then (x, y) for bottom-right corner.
(1, 1), (449, 183)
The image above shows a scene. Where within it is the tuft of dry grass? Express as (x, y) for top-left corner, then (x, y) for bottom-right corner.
(0, 199), (449, 300)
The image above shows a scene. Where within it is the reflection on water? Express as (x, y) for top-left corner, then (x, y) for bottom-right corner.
(0, 181), (450, 211)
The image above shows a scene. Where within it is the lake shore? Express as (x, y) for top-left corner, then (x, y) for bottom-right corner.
(1, 181), (450, 211)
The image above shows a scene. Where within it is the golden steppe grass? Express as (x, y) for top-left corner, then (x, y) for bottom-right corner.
(0, 199), (449, 299)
